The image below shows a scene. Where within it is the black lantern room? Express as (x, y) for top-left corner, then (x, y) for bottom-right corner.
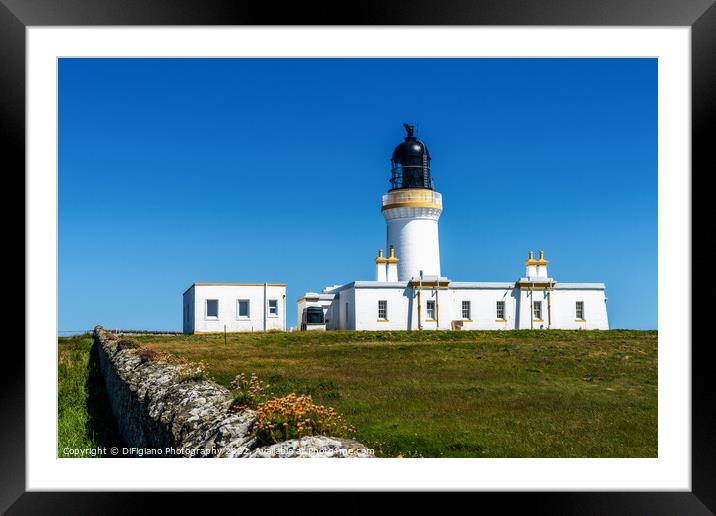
(389, 123), (433, 190)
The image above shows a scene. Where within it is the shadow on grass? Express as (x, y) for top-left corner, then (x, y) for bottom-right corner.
(85, 342), (125, 455)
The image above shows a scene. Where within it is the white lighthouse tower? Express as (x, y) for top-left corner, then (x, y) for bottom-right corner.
(381, 124), (443, 281)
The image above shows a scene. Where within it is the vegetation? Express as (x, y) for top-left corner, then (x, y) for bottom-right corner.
(115, 338), (140, 350)
(174, 360), (209, 383)
(131, 329), (658, 458)
(253, 393), (357, 446)
(57, 334), (121, 457)
(229, 372), (271, 409)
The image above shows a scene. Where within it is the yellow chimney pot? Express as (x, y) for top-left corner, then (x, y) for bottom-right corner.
(387, 245), (399, 263)
(375, 248), (388, 264)
(537, 250), (549, 265)
(525, 250), (538, 266)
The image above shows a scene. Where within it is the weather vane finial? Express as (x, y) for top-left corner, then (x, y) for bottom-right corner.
(403, 123), (415, 138)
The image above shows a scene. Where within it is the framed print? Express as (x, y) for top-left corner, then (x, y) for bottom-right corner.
(4, 0), (713, 512)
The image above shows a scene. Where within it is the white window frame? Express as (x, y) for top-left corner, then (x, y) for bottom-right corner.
(205, 299), (219, 320)
(237, 299), (250, 319)
(533, 300), (542, 320)
(496, 300), (505, 320)
(462, 300), (471, 320)
(378, 300), (388, 320)
(426, 300), (436, 320)
(268, 299), (279, 317)
(576, 301), (585, 320)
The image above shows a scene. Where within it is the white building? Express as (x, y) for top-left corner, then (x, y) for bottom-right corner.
(183, 283), (286, 334)
(297, 124), (609, 331)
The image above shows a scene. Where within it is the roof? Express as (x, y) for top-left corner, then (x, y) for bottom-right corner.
(297, 293), (336, 303)
(183, 282), (286, 296)
(553, 282), (606, 290)
(449, 282), (516, 289)
(353, 281), (409, 289)
(306, 279), (606, 295)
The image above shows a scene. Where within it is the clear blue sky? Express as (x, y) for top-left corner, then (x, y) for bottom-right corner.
(59, 58), (657, 332)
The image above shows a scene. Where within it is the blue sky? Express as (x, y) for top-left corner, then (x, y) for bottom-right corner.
(58, 58), (657, 332)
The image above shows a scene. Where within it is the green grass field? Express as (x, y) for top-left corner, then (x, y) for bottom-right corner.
(57, 334), (122, 457)
(128, 330), (658, 458)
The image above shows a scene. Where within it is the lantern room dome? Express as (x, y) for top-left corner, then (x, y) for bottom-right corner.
(391, 135), (430, 163)
(389, 123), (433, 191)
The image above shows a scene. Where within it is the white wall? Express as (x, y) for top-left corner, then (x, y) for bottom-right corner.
(321, 283), (608, 331)
(186, 284), (286, 334)
(297, 281), (608, 332)
(451, 287), (517, 330)
(353, 286), (412, 330)
(384, 206), (442, 281)
(340, 288), (357, 330)
(334, 284), (456, 331)
(548, 287), (609, 330)
(415, 288), (454, 330)
(517, 288), (550, 329)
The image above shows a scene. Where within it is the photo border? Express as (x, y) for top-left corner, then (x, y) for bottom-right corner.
(5, 0), (711, 511)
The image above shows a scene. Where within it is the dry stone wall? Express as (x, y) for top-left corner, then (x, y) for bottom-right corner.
(94, 326), (371, 458)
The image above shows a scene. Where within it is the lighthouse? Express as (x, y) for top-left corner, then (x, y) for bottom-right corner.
(381, 124), (443, 281)
(294, 123), (609, 332)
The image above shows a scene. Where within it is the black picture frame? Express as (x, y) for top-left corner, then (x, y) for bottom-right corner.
(4, 0), (711, 512)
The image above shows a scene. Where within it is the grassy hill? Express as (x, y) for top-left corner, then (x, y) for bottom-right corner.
(127, 330), (657, 458)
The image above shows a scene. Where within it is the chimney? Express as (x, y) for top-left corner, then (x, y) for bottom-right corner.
(536, 250), (549, 278)
(386, 245), (399, 282)
(525, 250), (537, 278)
(375, 249), (387, 282)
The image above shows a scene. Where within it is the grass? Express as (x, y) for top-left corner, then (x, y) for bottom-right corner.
(57, 334), (122, 457)
(130, 329), (658, 458)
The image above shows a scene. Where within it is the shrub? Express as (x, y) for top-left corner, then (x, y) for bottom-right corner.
(229, 372), (270, 409)
(252, 393), (357, 446)
(116, 338), (140, 351)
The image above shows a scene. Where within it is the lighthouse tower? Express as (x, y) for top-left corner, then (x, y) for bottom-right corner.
(381, 124), (443, 281)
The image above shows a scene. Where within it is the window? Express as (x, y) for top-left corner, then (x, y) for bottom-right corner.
(237, 299), (250, 318)
(378, 300), (388, 320)
(268, 299), (278, 317)
(533, 300), (542, 320)
(462, 300), (471, 320)
(305, 306), (324, 324)
(576, 301), (585, 320)
(206, 299), (219, 318)
(496, 300), (505, 320)
(426, 300), (436, 320)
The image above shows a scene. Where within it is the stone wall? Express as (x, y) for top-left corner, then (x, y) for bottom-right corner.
(94, 326), (371, 458)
